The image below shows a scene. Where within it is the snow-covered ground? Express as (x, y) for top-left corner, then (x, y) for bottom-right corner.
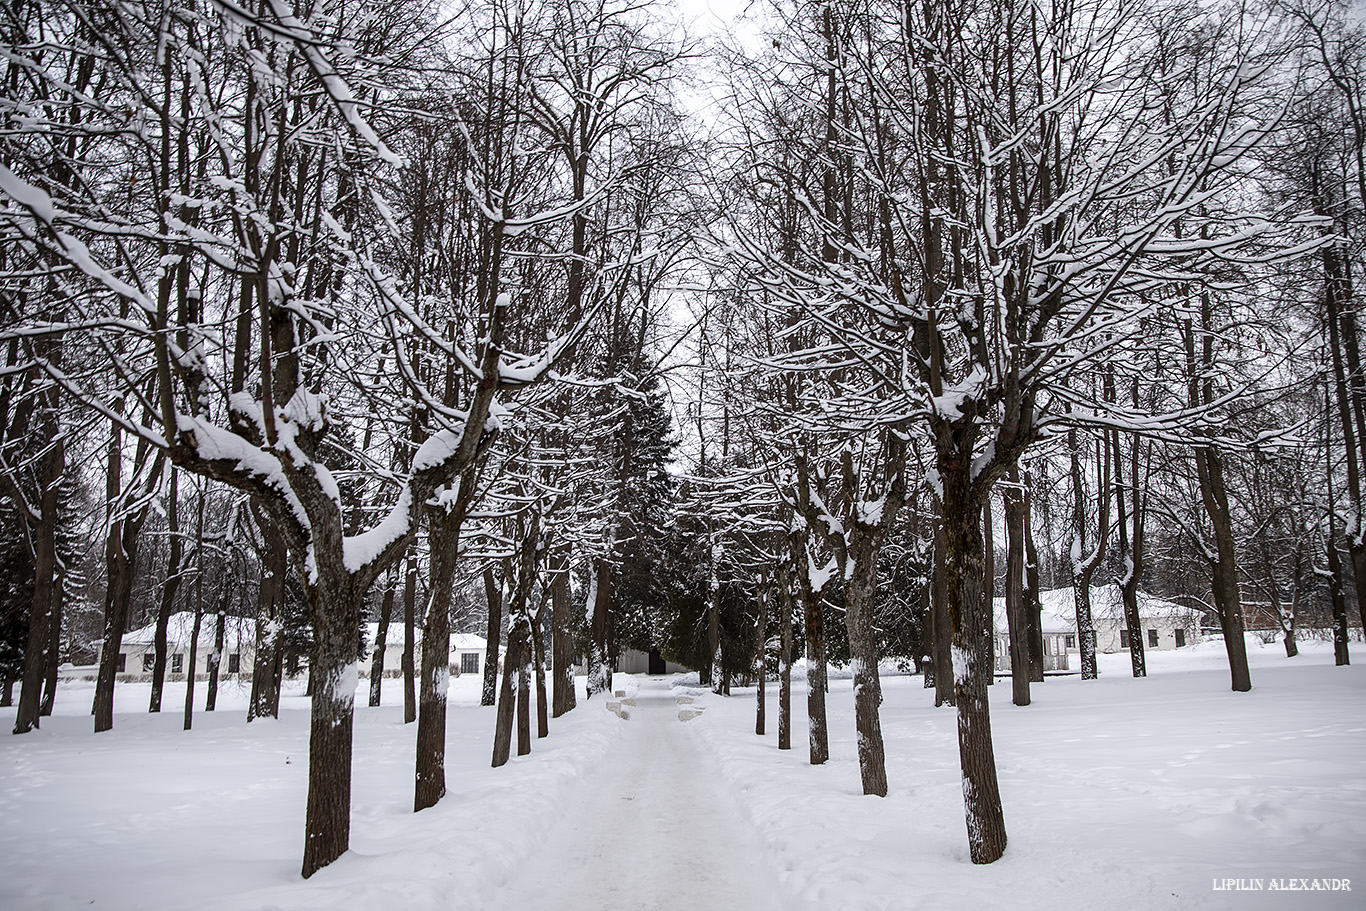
(0, 674), (624, 911)
(686, 637), (1365, 910)
(0, 637), (1361, 910)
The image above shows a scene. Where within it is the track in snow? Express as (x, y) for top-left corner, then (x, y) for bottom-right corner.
(493, 678), (791, 911)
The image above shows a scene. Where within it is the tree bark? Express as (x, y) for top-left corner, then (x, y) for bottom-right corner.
(942, 465), (1008, 864)
(932, 523), (955, 707)
(532, 608), (549, 739)
(402, 555), (417, 724)
(982, 497), (995, 685)
(40, 573), (62, 717)
(775, 564), (792, 750)
(415, 509), (459, 811)
(299, 573), (363, 879)
(845, 530), (887, 796)
(754, 573), (767, 736)
(369, 574), (395, 708)
(588, 556), (612, 698)
(491, 626), (523, 768)
(481, 567), (502, 707)
(1112, 428), (1146, 678)
(1194, 446), (1252, 692)
(1022, 477), (1044, 683)
(248, 510), (286, 721)
(205, 606), (224, 712)
(150, 471), (182, 713)
(550, 550), (575, 717)
(1003, 477), (1031, 706)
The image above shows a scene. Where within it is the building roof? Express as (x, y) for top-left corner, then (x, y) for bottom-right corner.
(364, 623), (487, 656)
(992, 584), (1201, 634)
(121, 612), (256, 651)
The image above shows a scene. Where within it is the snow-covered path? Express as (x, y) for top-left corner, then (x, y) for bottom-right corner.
(494, 678), (791, 911)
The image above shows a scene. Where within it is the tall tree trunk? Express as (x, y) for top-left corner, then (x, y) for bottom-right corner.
(932, 523), (955, 707)
(491, 625), (524, 768)
(183, 489), (204, 732)
(150, 471), (182, 713)
(708, 567), (722, 696)
(40, 571), (62, 717)
(799, 552), (828, 764)
(1327, 535), (1352, 666)
(369, 574), (395, 708)
(1112, 428), (1146, 678)
(1322, 241), (1366, 634)
(416, 487), (470, 812)
(1195, 446), (1252, 692)
(12, 366), (63, 735)
(983, 497), (995, 685)
(205, 606), (224, 712)
(587, 556), (612, 698)
(1003, 476), (1031, 706)
(516, 658), (531, 757)
(1022, 476), (1044, 682)
(775, 565), (791, 750)
(845, 530), (888, 797)
(532, 608), (548, 739)
(402, 555), (417, 724)
(248, 511), (286, 721)
(1069, 427), (1107, 681)
(754, 573), (767, 736)
(941, 466), (1008, 864)
(481, 567), (502, 707)
(299, 573), (364, 879)
(550, 550), (575, 717)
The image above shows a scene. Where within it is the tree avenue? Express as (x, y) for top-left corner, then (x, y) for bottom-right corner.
(0, 0), (1362, 883)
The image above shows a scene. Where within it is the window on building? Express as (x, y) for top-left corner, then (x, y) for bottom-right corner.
(142, 653), (155, 672)
(1065, 635), (1076, 650)
(460, 652), (479, 675)
(116, 653), (127, 673)
(1148, 629), (1159, 648)
(172, 653), (183, 674)
(1175, 629), (1186, 648)
(1120, 629), (1130, 649)
(228, 653), (240, 674)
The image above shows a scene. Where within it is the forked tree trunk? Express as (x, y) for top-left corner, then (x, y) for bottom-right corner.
(941, 467), (1008, 865)
(844, 530), (887, 797)
(1003, 481), (1030, 706)
(150, 471), (182, 713)
(369, 576), (395, 708)
(482, 567), (502, 707)
(94, 522), (138, 733)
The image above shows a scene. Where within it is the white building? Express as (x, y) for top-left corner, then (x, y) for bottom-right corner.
(991, 584), (1202, 673)
(364, 623), (488, 678)
(103, 612), (258, 680)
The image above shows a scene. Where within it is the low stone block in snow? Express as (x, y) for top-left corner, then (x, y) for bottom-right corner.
(678, 708), (703, 722)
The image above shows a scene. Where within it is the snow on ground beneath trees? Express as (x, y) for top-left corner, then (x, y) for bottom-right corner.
(0, 638), (1361, 911)
(0, 673), (623, 911)
(685, 637), (1365, 910)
